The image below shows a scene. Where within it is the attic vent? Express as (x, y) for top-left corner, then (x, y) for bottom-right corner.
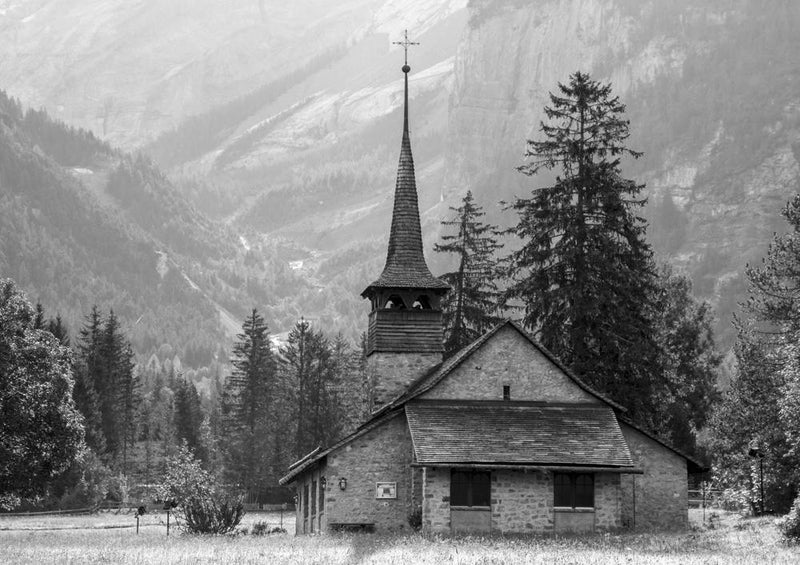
(503, 385), (511, 401)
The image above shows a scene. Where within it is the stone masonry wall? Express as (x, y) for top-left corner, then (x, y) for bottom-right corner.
(420, 326), (598, 403)
(423, 467), (623, 534)
(492, 469), (553, 533)
(422, 466), (451, 533)
(323, 412), (415, 532)
(367, 352), (442, 410)
(620, 424), (688, 530)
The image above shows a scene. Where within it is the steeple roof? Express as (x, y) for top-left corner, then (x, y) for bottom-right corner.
(363, 56), (449, 295)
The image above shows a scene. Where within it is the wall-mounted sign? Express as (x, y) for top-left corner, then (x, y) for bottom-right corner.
(375, 482), (397, 499)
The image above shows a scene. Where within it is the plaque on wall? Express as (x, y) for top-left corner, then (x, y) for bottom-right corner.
(375, 482), (397, 499)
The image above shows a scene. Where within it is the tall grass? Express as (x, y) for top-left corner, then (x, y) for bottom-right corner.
(0, 510), (795, 564)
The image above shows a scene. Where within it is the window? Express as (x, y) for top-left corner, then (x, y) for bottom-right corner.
(451, 470), (491, 507)
(303, 484), (309, 518)
(384, 295), (406, 309)
(412, 295), (431, 309)
(311, 480), (317, 516)
(319, 480), (325, 513)
(503, 385), (511, 400)
(554, 473), (594, 508)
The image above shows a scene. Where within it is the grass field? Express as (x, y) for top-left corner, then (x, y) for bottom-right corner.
(0, 509), (795, 564)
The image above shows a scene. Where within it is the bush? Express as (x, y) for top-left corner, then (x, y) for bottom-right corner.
(157, 443), (245, 534)
(778, 493), (800, 541)
(407, 508), (422, 531)
(182, 490), (244, 535)
(251, 521), (268, 536)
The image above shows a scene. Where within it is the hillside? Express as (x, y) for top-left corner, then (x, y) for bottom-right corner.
(3, 0), (800, 353)
(0, 90), (317, 369)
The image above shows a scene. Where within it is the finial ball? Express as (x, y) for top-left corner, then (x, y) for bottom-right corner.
(402, 64), (411, 73)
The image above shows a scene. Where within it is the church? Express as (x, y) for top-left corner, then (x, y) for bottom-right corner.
(279, 46), (704, 535)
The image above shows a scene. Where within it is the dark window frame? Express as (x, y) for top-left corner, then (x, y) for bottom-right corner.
(553, 473), (594, 509)
(503, 385), (511, 400)
(450, 469), (491, 508)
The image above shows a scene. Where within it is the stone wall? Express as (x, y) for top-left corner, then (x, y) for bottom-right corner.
(322, 412), (415, 532)
(620, 423), (688, 530)
(423, 467), (623, 534)
(419, 326), (598, 403)
(367, 351), (442, 410)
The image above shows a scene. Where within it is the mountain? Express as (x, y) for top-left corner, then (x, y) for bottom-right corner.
(0, 90), (320, 370)
(3, 0), (800, 353)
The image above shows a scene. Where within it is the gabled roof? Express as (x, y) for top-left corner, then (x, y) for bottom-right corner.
(406, 400), (636, 469)
(278, 410), (403, 485)
(371, 319), (626, 420)
(362, 66), (449, 295)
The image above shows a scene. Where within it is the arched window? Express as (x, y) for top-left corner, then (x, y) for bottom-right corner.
(384, 295), (406, 309)
(412, 295), (431, 310)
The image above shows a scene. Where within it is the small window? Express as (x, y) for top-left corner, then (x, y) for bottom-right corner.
(503, 385), (511, 400)
(554, 473), (594, 508)
(303, 484), (309, 518)
(451, 470), (491, 507)
(311, 480), (317, 516)
(412, 295), (431, 309)
(384, 294), (406, 309)
(319, 480), (325, 513)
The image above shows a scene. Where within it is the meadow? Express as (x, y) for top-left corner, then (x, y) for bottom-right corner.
(0, 509), (796, 564)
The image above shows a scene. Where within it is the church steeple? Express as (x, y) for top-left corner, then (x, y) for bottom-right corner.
(362, 31), (449, 296)
(360, 31), (449, 410)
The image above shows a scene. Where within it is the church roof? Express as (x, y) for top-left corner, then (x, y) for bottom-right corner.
(362, 64), (449, 295)
(406, 401), (637, 469)
(371, 319), (627, 419)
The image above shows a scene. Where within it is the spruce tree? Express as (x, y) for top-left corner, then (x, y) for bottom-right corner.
(507, 71), (660, 424)
(223, 308), (277, 499)
(174, 376), (205, 461)
(434, 190), (503, 356)
(75, 306), (106, 454)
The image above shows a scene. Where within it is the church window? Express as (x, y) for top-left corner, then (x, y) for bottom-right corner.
(451, 470), (491, 507)
(554, 473), (594, 508)
(412, 295), (431, 309)
(503, 385), (511, 400)
(384, 295), (407, 309)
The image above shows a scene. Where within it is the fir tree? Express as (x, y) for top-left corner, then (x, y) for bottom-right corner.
(507, 71), (660, 424)
(75, 306), (106, 454)
(223, 308), (277, 498)
(174, 376), (205, 461)
(434, 190), (503, 356)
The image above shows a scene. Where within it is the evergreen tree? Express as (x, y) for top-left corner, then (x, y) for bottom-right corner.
(281, 319), (341, 459)
(709, 192), (800, 512)
(75, 306), (106, 454)
(652, 265), (721, 452)
(174, 376), (205, 460)
(435, 190), (504, 356)
(117, 342), (140, 468)
(47, 314), (70, 346)
(223, 309), (277, 499)
(507, 71), (661, 425)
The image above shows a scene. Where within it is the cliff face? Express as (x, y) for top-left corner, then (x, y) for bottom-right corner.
(444, 0), (800, 343)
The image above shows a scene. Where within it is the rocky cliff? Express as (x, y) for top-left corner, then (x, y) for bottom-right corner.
(443, 0), (800, 344)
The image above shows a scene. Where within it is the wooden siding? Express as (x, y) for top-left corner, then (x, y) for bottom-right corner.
(367, 309), (443, 354)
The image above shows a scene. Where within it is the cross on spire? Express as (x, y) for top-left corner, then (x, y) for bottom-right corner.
(392, 29), (419, 68)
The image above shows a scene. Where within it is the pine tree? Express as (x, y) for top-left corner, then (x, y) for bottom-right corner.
(116, 342), (140, 468)
(174, 376), (205, 461)
(507, 71), (661, 424)
(223, 308), (277, 499)
(75, 306), (106, 454)
(434, 190), (504, 356)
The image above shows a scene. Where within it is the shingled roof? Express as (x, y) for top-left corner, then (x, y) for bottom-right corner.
(406, 401), (636, 469)
(362, 66), (449, 294)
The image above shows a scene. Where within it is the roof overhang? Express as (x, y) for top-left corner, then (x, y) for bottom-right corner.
(410, 462), (643, 474)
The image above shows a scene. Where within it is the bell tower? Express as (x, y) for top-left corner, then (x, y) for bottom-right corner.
(361, 31), (450, 412)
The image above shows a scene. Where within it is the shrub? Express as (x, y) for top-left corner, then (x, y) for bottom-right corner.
(778, 493), (800, 541)
(251, 521), (269, 536)
(157, 443), (245, 534)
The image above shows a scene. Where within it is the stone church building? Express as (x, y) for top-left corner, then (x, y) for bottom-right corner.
(280, 55), (703, 535)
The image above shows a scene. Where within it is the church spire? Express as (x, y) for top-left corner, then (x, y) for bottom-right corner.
(362, 31), (449, 294)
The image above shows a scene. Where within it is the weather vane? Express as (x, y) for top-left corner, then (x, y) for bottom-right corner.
(392, 29), (419, 70)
